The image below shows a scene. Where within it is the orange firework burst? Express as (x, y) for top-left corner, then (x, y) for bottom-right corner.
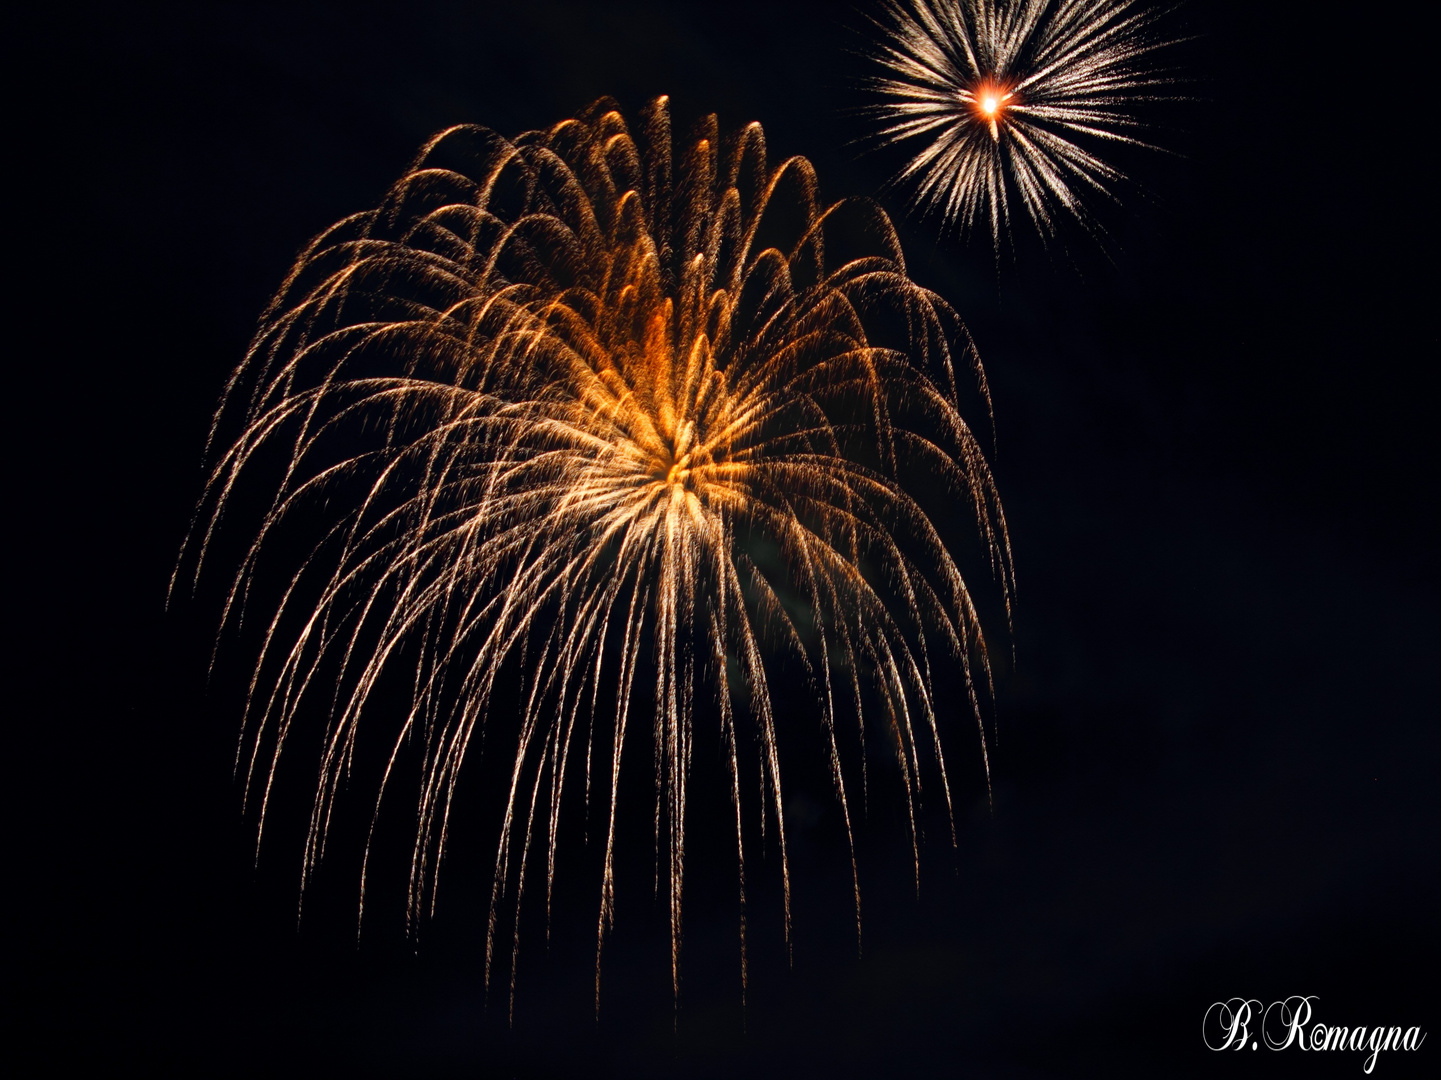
(178, 97), (1012, 1011)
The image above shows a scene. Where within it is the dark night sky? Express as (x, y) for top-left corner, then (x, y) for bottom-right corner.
(19, 1), (1438, 1076)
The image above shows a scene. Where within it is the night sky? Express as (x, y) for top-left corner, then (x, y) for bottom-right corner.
(21, 1), (1438, 1076)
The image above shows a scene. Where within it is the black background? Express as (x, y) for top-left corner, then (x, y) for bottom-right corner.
(19, 1), (1438, 1076)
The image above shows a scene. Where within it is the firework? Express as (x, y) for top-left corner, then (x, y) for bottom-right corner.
(178, 97), (1011, 1011)
(865, 0), (1180, 250)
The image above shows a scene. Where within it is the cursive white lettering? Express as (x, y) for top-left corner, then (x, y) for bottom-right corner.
(1204, 998), (1262, 1052)
(1205, 997), (1427, 1073)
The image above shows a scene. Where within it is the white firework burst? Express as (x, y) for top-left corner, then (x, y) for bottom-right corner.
(866, 0), (1180, 250)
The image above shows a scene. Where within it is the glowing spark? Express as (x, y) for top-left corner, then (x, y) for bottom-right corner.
(178, 97), (1012, 1013)
(865, 0), (1182, 251)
